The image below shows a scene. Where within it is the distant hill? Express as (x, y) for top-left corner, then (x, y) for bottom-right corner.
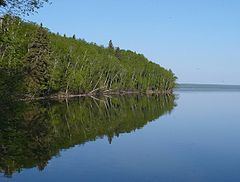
(176, 83), (240, 91)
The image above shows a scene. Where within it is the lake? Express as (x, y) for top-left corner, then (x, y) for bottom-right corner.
(1, 88), (240, 182)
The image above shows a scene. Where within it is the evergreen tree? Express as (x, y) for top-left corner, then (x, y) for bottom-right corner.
(115, 47), (121, 60)
(108, 40), (114, 50)
(25, 26), (50, 96)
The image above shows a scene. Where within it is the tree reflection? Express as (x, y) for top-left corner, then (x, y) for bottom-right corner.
(0, 95), (176, 177)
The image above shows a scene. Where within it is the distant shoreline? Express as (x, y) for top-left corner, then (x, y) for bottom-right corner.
(176, 83), (240, 91)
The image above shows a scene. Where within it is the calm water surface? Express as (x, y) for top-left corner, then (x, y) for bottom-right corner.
(1, 91), (240, 182)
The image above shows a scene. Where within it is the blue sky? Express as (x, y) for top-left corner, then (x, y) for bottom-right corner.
(28, 0), (240, 84)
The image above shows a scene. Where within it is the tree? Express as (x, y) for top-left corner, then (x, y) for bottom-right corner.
(25, 26), (51, 96)
(115, 47), (121, 60)
(0, 0), (6, 6)
(0, 0), (50, 16)
(108, 40), (114, 50)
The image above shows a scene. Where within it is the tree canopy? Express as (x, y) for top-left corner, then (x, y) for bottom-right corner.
(0, 0), (50, 16)
(108, 40), (114, 50)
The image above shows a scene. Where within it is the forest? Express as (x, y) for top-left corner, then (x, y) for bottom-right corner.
(0, 15), (177, 101)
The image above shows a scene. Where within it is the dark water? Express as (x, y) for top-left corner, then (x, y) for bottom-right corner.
(1, 91), (240, 182)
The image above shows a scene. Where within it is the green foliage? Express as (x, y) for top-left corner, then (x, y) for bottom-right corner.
(108, 39), (114, 50)
(0, 0), (50, 16)
(0, 95), (176, 177)
(0, 16), (177, 99)
(115, 47), (121, 60)
(25, 26), (50, 96)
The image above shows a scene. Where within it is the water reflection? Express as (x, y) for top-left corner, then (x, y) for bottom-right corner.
(0, 95), (176, 177)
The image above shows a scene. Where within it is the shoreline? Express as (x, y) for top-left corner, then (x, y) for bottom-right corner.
(19, 90), (174, 101)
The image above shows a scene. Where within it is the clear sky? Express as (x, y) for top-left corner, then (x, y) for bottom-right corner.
(28, 0), (240, 84)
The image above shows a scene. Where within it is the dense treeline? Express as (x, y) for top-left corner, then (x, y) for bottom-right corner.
(0, 15), (176, 100)
(0, 95), (176, 177)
